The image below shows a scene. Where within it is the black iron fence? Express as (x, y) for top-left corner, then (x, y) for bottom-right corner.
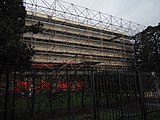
(0, 68), (160, 120)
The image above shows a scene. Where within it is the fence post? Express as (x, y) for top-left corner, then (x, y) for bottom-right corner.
(136, 71), (147, 120)
(117, 70), (125, 120)
(4, 68), (9, 120)
(31, 73), (36, 117)
(11, 70), (16, 120)
(66, 66), (71, 112)
(81, 68), (85, 110)
(91, 66), (97, 120)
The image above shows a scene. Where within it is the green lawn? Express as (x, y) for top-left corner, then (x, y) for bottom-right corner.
(3, 91), (160, 120)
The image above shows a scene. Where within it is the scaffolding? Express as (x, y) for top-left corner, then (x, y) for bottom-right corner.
(23, 0), (146, 71)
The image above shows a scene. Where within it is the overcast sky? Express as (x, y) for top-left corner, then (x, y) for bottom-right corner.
(65, 0), (160, 26)
(26, 0), (160, 26)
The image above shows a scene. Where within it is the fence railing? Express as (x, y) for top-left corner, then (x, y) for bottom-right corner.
(0, 68), (160, 120)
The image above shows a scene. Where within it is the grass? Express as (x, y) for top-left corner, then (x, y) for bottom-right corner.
(150, 113), (160, 120)
(12, 91), (94, 119)
(2, 91), (160, 120)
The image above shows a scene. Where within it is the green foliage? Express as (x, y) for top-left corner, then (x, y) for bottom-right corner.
(0, 0), (34, 72)
(25, 21), (44, 34)
(134, 24), (160, 76)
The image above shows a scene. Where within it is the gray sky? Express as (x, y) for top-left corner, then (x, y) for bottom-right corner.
(65, 0), (160, 26)
(26, 0), (160, 26)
